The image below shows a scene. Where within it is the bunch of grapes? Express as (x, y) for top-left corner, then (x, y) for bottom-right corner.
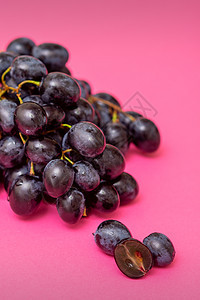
(0, 37), (160, 225)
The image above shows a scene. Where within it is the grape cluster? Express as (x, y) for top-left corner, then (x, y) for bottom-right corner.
(0, 37), (160, 225)
(93, 220), (175, 278)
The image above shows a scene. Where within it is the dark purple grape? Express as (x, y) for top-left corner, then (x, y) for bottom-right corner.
(92, 144), (125, 180)
(8, 174), (43, 216)
(129, 118), (160, 152)
(0, 99), (17, 134)
(40, 72), (80, 107)
(64, 98), (94, 125)
(62, 131), (84, 162)
(93, 220), (132, 255)
(75, 79), (89, 99)
(103, 121), (129, 155)
(143, 233), (175, 267)
(0, 136), (25, 168)
(57, 188), (85, 224)
(14, 102), (47, 136)
(118, 111), (142, 129)
(93, 92), (121, 108)
(43, 190), (56, 205)
(92, 109), (101, 127)
(81, 80), (91, 95)
(46, 129), (64, 147)
(43, 159), (74, 198)
(88, 181), (120, 213)
(114, 238), (153, 278)
(4, 163), (29, 193)
(10, 55), (47, 85)
(68, 121), (106, 158)
(60, 66), (71, 76)
(7, 37), (35, 55)
(73, 160), (100, 191)
(0, 52), (16, 80)
(22, 95), (44, 105)
(43, 105), (65, 129)
(32, 43), (69, 72)
(112, 172), (139, 205)
(25, 137), (61, 164)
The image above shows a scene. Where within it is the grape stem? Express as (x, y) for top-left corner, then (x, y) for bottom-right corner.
(60, 124), (72, 129)
(88, 95), (136, 122)
(29, 161), (35, 176)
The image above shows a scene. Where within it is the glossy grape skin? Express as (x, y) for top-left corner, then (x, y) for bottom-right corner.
(25, 137), (61, 164)
(68, 121), (106, 158)
(81, 80), (91, 95)
(14, 102), (47, 136)
(64, 98), (94, 125)
(93, 220), (132, 255)
(32, 43), (69, 72)
(43, 190), (56, 205)
(0, 52), (16, 80)
(93, 92), (121, 108)
(8, 174), (43, 216)
(92, 144), (125, 180)
(43, 105), (65, 129)
(7, 37), (35, 55)
(0, 99), (17, 134)
(0, 136), (25, 169)
(57, 188), (85, 224)
(73, 160), (100, 191)
(143, 233), (175, 267)
(75, 79), (89, 99)
(22, 95), (44, 105)
(129, 118), (160, 152)
(119, 111), (142, 130)
(60, 66), (71, 76)
(43, 159), (74, 198)
(62, 131), (84, 162)
(10, 55), (47, 85)
(47, 129), (64, 147)
(4, 163), (28, 193)
(88, 181), (120, 213)
(40, 72), (80, 107)
(103, 122), (129, 155)
(112, 172), (139, 205)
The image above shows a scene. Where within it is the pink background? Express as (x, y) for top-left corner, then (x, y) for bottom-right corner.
(0, 1), (200, 299)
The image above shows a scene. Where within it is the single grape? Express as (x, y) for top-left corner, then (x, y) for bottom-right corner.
(0, 136), (25, 168)
(114, 238), (153, 278)
(57, 188), (85, 224)
(118, 111), (142, 130)
(64, 98), (94, 125)
(93, 92), (121, 108)
(103, 121), (129, 155)
(68, 121), (106, 158)
(143, 233), (175, 267)
(7, 37), (35, 55)
(43, 105), (65, 129)
(112, 172), (139, 205)
(10, 55), (47, 85)
(25, 137), (61, 164)
(87, 181), (120, 213)
(92, 144), (125, 180)
(32, 43), (69, 72)
(0, 99), (17, 134)
(93, 220), (132, 255)
(14, 102), (47, 136)
(43, 159), (74, 198)
(60, 66), (71, 76)
(22, 95), (44, 105)
(129, 118), (160, 152)
(40, 72), (80, 107)
(4, 162), (29, 193)
(73, 160), (100, 191)
(8, 174), (43, 216)
(0, 52), (16, 80)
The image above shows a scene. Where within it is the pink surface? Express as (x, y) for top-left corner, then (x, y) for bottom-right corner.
(0, 1), (200, 299)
